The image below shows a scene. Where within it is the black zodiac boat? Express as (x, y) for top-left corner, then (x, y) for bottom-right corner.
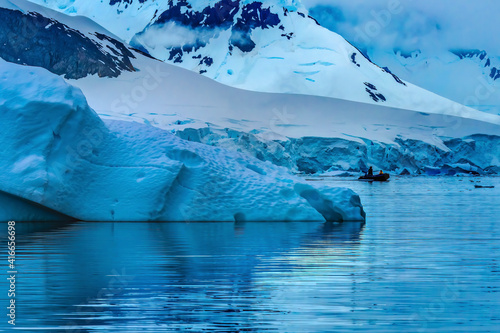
(358, 173), (390, 181)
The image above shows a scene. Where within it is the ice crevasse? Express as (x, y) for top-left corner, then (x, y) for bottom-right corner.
(0, 60), (365, 222)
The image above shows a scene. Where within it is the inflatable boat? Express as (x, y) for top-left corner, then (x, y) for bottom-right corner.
(358, 173), (390, 181)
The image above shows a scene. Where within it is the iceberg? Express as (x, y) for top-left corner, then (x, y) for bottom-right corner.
(0, 60), (365, 222)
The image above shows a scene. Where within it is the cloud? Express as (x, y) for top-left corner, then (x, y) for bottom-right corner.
(134, 21), (220, 51)
(303, 0), (500, 54)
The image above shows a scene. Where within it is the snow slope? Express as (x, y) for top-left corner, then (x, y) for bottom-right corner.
(308, 4), (500, 116)
(26, 0), (492, 115)
(0, 59), (365, 222)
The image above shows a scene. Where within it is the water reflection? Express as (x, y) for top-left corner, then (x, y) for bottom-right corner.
(1, 221), (364, 332)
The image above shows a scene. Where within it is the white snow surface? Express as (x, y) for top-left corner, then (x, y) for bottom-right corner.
(10, 1), (492, 141)
(69, 52), (500, 144)
(24, 0), (496, 117)
(0, 60), (365, 222)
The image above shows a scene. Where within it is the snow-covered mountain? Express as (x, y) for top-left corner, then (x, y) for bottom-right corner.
(25, 0), (492, 115)
(366, 49), (500, 116)
(307, 3), (500, 116)
(2, 1), (498, 222)
(2, 0), (499, 177)
(3, 1), (500, 173)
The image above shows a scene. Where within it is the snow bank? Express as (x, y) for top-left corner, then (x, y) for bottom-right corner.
(0, 60), (365, 222)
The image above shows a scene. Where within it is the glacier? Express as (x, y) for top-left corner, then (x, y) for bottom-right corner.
(176, 128), (500, 176)
(0, 60), (365, 222)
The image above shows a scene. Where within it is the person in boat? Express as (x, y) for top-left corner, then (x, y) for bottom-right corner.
(379, 170), (384, 175)
(368, 166), (373, 176)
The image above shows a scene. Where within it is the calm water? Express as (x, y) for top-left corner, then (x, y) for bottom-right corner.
(1, 177), (499, 332)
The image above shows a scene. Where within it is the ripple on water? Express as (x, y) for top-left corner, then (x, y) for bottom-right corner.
(0, 177), (499, 332)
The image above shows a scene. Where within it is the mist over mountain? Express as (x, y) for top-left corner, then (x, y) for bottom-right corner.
(304, 0), (500, 115)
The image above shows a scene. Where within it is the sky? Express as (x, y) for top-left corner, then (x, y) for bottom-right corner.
(302, 0), (500, 54)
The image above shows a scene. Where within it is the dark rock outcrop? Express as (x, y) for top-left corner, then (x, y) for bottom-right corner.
(132, 0), (282, 63)
(0, 8), (136, 79)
